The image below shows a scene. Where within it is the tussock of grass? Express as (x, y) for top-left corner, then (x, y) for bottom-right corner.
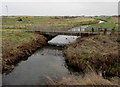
(2, 30), (47, 72)
(2, 30), (39, 58)
(47, 72), (117, 85)
(64, 34), (119, 77)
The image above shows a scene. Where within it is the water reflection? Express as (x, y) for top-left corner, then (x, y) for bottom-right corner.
(48, 35), (78, 46)
(3, 45), (70, 85)
(68, 25), (89, 32)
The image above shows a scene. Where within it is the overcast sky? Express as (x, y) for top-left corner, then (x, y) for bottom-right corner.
(1, 0), (120, 2)
(1, 0), (119, 16)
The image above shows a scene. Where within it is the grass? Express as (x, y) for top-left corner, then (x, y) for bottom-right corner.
(2, 16), (119, 32)
(85, 17), (119, 32)
(2, 16), (98, 30)
(64, 34), (119, 76)
(1, 30), (39, 58)
(47, 72), (118, 85)
(2, 16), (49, 29)
(2, 30), (47, 72)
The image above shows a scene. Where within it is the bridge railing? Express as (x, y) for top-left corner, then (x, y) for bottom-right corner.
(28, 25), (110, 35)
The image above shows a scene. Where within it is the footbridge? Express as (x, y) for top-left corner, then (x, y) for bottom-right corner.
(31, 30), (101, 36)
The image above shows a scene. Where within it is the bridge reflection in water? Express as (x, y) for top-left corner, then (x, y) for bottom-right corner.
(48, 35), (78, 46)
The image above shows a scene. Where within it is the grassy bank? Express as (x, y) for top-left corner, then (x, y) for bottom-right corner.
(47, 72), (119, 85)
(2, 30), (47, 72)
(2, 16), (98, 30)
(85, 17), (119, 32)
(64, 33), (119, 77)
(2, 30), (38, 58)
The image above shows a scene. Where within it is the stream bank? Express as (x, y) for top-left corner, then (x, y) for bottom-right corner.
(3, 45), (72, 85)
(3, 33), (82, 85)
(3, 34), (47, 73)
(2, 32), (119, 85)
(64, 33), (120, 77)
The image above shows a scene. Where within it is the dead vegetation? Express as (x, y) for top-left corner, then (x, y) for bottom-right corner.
(45, 33), (120, 86)
(64, 33), (120, 77)
(2, 34), (47, 73)
(47, 72), (119, 86)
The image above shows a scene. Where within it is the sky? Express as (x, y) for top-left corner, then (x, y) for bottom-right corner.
(1, 0), (120, 2)
(1, 0), (119, 16)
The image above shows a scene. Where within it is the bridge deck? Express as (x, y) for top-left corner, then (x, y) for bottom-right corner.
(33, 31), (101, 36)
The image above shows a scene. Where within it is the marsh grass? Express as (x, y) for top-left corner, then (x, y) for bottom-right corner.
(2, 30), (47, 72)
(64, 34), (119, 77)
(85, 17), (119, 32)
(2, 16), (98, 30)
(1, 30), (39, 58)
(46, 72), (117, 85)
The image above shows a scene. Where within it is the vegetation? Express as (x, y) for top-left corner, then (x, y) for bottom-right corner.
(85, 17), (119, 32)
(2, 16), (120, 85)
(2, 30), (38, 58)
(47, 72), (119, 85)
(2, 30), (47, 72)
(64, 33), (120, 77)
(2, 16), (119, 33)
(2, 16), (98, 30)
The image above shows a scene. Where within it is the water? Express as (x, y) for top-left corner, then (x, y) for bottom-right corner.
(68, 25), (89, 32)
(68, 20), (105, 32)
(3, 45), (70, 85)
(2, 24), (92, 85)
(48, 35), (78, 46)
(99, 20), (105, 23)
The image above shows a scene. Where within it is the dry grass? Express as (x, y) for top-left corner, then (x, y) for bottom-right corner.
(2, 30), (47, 72)
(2, 30), (39, 58)
(64, 34), (119, 77)
(47, 72), (118, 85)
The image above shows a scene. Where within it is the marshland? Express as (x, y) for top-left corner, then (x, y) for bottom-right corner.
(1, 16), (120, 86)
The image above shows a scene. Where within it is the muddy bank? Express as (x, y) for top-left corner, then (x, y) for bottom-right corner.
(64, 34), (120, 77)
(3, 34), (47, 73)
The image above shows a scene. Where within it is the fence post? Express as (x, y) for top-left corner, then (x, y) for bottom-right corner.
(110, 28), (115, 35)
(103, 28), (107, 35)
(92, 27), (94, 33)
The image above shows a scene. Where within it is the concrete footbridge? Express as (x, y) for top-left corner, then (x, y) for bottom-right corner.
(33, 30), (100, 36)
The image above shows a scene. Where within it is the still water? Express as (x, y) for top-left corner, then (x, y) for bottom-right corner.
(68, 25), (89, 32)
(48, 35), (78, 46)
(3, 45), (71, 85)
